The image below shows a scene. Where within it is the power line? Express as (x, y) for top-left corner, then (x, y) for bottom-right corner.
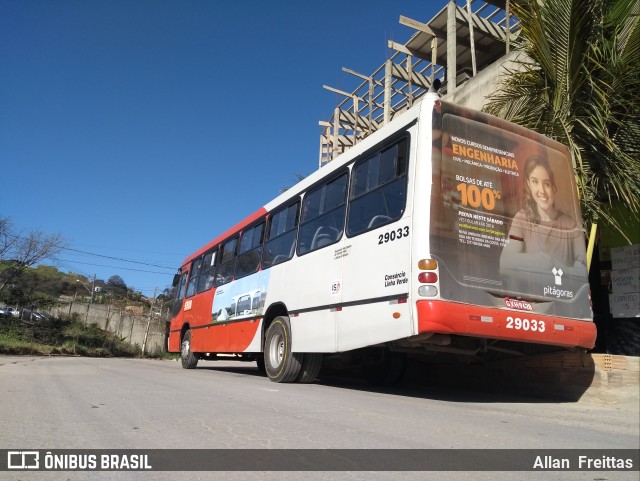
(62, 247), (175, 270)
(58, 258), (175, 275)
(72, 243), (182, 257)
(54, 260), (92, 279)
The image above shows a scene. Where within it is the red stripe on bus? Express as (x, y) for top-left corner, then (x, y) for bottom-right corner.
(416, 300), (596, 349)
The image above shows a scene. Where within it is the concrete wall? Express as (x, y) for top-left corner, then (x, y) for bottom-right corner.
(443, 50), (526, 110)
(49, 301), (167, 355)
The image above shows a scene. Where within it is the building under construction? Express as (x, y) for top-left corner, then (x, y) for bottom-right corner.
(319, 0), (520, 167)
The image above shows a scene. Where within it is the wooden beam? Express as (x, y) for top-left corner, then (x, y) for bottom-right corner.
(387, 40), (431, 62)
(429, 24), (500, 55)
(399, 15), (437, 37)
(390, 63), (433, 90)
(342, 67), (384, 87)
(454, 5), (509, 42)
(337, 109), (380, 131)
(323, 85), (363, 102)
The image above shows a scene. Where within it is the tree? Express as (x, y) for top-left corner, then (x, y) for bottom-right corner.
(484, 0), (640, 240)
(0, 217), (67, 292)
(107, 275), (127, 289)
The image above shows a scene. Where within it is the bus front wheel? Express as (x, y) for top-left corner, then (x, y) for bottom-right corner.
(180, 330), (198, 369)
(264, 316), (303, 383)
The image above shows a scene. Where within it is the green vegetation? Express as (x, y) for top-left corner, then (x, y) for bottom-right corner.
(0, 261), (171, 315)
(1, 216), (175, 313)
(484, 0), (640, 241)
(0, 313), (142, 357)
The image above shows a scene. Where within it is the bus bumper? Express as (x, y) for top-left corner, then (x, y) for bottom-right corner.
(416, 300), (597, 350)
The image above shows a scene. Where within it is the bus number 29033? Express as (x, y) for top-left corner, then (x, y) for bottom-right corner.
(506, 316), (546, 333)
(379, 226), (409, 245)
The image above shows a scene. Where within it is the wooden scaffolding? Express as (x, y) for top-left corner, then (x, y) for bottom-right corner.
(319, 0), (520, 167)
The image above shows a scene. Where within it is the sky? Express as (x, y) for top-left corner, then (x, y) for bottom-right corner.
(1, 0), (444, 297)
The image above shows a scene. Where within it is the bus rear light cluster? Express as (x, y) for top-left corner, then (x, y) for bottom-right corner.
(418, 285), (438, 297)
(418, 259), (438, 270)
(418, 272), (438, 283)
(418, 258), (439, 297)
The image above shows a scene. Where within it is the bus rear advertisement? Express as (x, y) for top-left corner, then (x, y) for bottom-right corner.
(167, 94), (596, 385)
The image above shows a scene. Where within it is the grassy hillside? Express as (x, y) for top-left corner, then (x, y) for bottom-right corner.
(0, 312), (143, 357)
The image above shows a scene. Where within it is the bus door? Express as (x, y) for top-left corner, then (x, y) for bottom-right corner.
(338, 135), (414, 351)
(286, 172), (349, 353)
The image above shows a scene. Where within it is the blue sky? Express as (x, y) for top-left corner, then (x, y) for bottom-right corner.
(1, 0), (442, 297)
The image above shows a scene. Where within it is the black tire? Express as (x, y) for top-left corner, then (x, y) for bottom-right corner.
(362, 350), (407, 386)
(180, 330), (198, 369)
(296, 353), (322, 383)
(264, 316), (303, 383)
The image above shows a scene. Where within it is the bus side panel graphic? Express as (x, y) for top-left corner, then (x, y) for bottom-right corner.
(212, 270), (270, 323)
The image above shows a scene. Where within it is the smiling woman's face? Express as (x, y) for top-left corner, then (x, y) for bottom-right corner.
(527, 165), (555, 212)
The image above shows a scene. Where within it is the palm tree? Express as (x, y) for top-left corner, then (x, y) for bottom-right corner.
(484, 0), (640, 241)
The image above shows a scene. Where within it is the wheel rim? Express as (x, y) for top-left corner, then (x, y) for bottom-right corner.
(268, 331), (284, 368)
(181, 339), (190, 358)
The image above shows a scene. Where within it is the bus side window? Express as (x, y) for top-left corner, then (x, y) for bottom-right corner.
(214, 237), (238, 287)
(347, 138), (408, 236)
(236, 222), (265, 279)
(186, 257), (203, 297)
(170, 271), (188, 317)
(263, 201), (299, 268)
(298, 172), (348, 255)
(197, 249), (217, 293)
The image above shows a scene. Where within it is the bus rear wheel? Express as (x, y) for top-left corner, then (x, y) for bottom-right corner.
(264, 316), (302, 383)
(180, 330), (198, 369)
(296, 353), (322, 383)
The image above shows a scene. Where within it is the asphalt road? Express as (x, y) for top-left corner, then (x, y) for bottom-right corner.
(1, 355), (638, 481)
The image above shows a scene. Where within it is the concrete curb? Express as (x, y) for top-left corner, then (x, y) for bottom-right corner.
(496, 352), (639, 403)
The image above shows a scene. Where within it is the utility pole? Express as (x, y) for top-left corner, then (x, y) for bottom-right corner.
(69, 291), (76, 317)
(80, 274), (96, 325)
(142, 287), (157, 355)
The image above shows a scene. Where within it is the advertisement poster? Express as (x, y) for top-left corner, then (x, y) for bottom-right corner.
(430, 102), (590, 317)
(211, 270), (269, 322)
(609, 245), (640, 318)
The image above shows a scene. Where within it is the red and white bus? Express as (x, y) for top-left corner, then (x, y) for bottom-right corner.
(167, 92), (596, 384)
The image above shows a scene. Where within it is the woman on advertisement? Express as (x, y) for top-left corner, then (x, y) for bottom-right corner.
(500, 155), (586, 277)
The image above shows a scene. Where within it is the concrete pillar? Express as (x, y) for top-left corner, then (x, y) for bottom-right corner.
(384, 60), (392, 124)
(333, 107), (340, 160)
(447, 0), (457, 92)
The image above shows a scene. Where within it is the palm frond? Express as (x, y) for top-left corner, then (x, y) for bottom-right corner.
(484, 0), (640, 240)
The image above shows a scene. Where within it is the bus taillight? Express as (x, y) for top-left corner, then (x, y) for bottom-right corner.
(418, 259), (439, 297)
(418, 272), (438, 283)
(418, 259), (438, 270)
